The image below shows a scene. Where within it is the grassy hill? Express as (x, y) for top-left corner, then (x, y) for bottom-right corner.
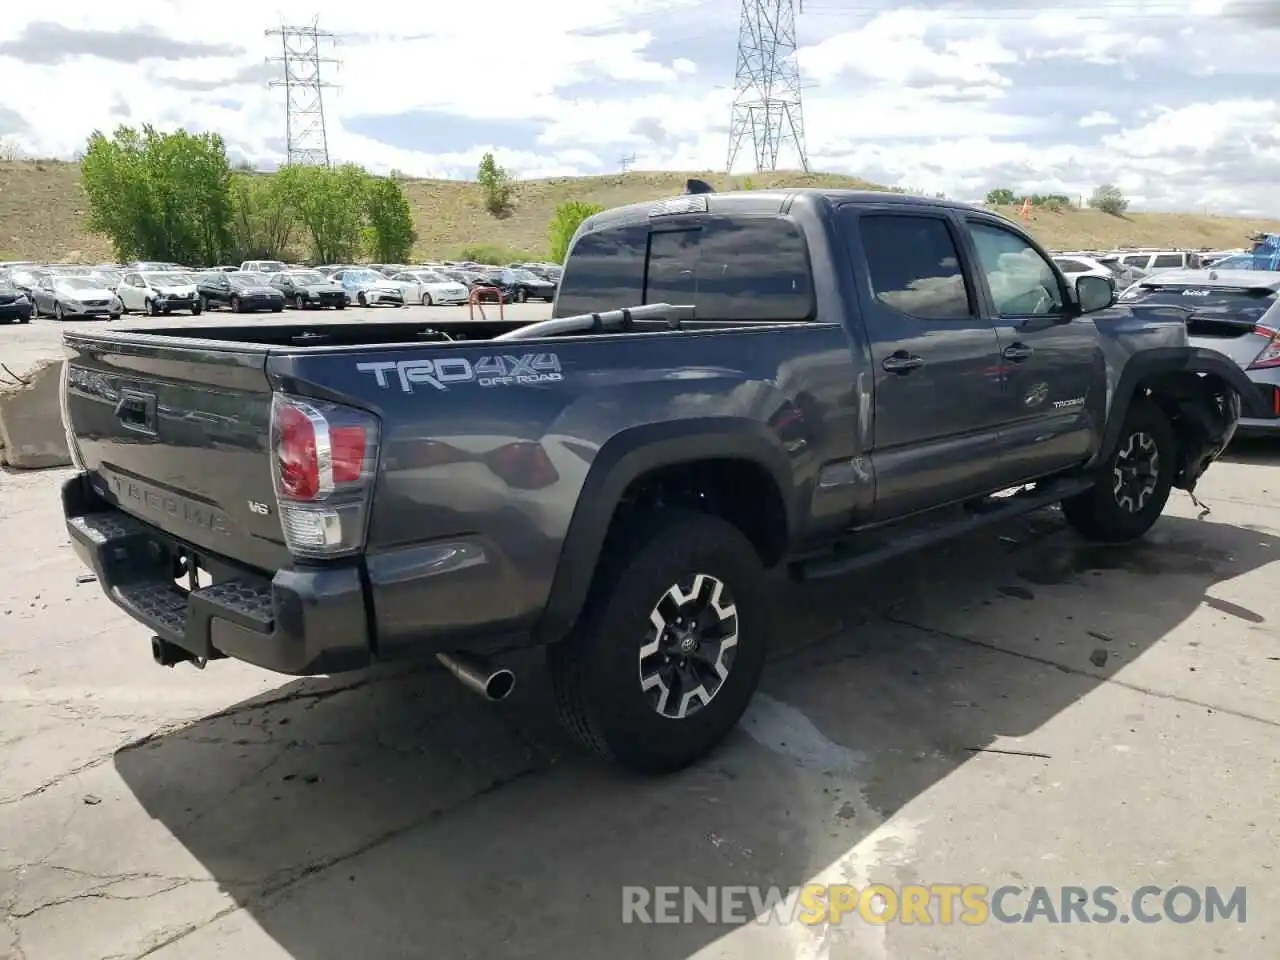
(2, 160), (1277, 264)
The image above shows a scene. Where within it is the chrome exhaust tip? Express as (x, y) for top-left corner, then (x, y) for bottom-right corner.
(436, 651), (516, 701)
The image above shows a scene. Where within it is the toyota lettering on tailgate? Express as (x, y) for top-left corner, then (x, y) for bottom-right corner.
(357, 353), (563, 392)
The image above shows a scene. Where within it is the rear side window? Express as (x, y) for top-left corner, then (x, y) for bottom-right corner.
(858, 214), (972, 320)
(1151, 254), (1183, 268)
(554, 224), (648, 317)
(1055, 258), (1092, 272)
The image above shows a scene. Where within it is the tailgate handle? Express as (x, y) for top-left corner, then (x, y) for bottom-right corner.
(115, 389), (158, 436)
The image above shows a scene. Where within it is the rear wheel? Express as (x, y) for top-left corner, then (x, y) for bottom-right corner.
(548, 509), (770, 773)
(1062, 399), (1175, 543)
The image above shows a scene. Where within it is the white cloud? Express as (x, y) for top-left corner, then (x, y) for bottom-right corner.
(0, 1), (1278, 216)
(1079, 111), (1120, 128)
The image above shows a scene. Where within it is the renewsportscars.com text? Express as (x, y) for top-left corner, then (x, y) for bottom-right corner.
(621, 884), (1247, 926)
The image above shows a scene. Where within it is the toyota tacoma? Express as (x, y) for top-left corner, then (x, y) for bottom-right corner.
(60, 187), (1267, 773)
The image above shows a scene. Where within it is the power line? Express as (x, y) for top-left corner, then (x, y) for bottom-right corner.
(727, 0), (810, 174)
(266, 20), (340, 167)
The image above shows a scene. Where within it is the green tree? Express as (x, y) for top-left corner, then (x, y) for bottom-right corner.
(547, 200), (603, 263)
(276, 163), (369, 264)
(477, 152), (513, 216)
(80, 124), (234, 264)
(364, 176), (417, 262)
(985, 187), (1017, 205)
(228, 173), (294, 262)
(1088, 183), (1129, 216)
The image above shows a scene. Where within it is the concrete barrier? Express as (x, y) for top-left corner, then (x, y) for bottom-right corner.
(0, 359), (72, 469)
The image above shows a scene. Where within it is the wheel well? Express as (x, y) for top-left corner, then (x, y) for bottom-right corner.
(607, 458), (789, 567)
(1137, 370), (1232, 489)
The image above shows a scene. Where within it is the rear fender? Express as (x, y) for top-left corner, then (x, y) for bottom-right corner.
(534, 419), (794, 644)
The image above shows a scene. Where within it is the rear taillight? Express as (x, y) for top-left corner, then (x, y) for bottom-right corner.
(270, 393), (380, 558)
(1247, 327), (1280, 370)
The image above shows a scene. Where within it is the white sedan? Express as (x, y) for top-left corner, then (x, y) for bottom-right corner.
(390, 269), (471, 306)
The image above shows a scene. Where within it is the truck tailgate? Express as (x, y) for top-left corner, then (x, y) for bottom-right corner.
(63, 332), (289, 572)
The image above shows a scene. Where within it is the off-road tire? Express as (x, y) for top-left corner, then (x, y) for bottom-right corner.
(548, 508), (770, 774)
(1062, 399), (1175, 543)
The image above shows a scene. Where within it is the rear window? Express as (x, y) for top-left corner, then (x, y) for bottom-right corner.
(1121, 282), (1277, 326)
(556, 215), (813, 321)
(1151, 254), (1184, 268)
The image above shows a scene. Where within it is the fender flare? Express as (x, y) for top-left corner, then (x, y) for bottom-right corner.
(1098, 347), (1270, 461)
(534, 418), (795, 644)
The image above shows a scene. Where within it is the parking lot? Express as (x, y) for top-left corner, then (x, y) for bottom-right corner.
(1, 301), (552, 375)
(2, 436), (1278, 958)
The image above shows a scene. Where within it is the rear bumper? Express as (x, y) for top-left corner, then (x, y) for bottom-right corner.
(62, 473), (371, 675)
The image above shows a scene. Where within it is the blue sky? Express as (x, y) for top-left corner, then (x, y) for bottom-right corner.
(1, 0), (1278, 214)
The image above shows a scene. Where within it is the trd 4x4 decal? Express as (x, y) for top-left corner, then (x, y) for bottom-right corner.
(357, 353), (564, 392)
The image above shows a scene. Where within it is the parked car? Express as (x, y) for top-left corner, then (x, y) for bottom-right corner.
(494, 268), (558, 302)
(223, 272), (287, 313)
(388, 269), (470, 305)
(0, 278), (32, 323)
(1053, 255), (1118, 292)
(240, 260), (287, 274)
(57, 188), (1269, 774)
(117, 271), (200, 316)
(333, 268), (405, 307)
(30, 275), (122, 320)
(271, 269), (348, 310)
(1118, 268), (1280, 436)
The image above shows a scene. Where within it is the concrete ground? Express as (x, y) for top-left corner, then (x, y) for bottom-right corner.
(0, 301), (552, 375)
(1, 340), (1278, 958)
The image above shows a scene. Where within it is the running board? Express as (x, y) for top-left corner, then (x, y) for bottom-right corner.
(792, 478), (1096, 582)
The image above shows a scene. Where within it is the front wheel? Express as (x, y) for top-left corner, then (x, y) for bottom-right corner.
(190, 304), (202, 316)
(1062, 399), (1175, 543)
(357, 291), (368, 307)
(516, 288), (527, 303)
(548, 508), (770, 773)
(294, 294), (306, 310)
(54, 302), (64, 321)
(230, 296), (241, 313)
(421, 293), (433, 306)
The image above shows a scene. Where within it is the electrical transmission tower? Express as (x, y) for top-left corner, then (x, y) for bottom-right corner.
(619, 153), (636, 173)
(725, 0), (809, 174)
(266, 20), (339, 167)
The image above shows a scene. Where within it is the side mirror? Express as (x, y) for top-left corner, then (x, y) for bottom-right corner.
(1075, 274), (1115, 314)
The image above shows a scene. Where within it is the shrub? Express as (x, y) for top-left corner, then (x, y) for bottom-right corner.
(547, 200), (603, 263)
(1089, 184), (1129, 216)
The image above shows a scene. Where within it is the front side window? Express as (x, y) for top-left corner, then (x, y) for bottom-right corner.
(966, 221), (1064, 316)
(857, 214), (972, 320)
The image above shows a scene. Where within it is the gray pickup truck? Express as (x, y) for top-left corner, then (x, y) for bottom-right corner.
(60, 187), (1267, 773)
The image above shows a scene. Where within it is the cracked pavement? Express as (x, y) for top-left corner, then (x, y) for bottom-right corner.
(1, 453), (1278, 959)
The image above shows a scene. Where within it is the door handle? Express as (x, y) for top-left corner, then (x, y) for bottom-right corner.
(1002, 343), (1034, 363)
(881, 352), (924, 374)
